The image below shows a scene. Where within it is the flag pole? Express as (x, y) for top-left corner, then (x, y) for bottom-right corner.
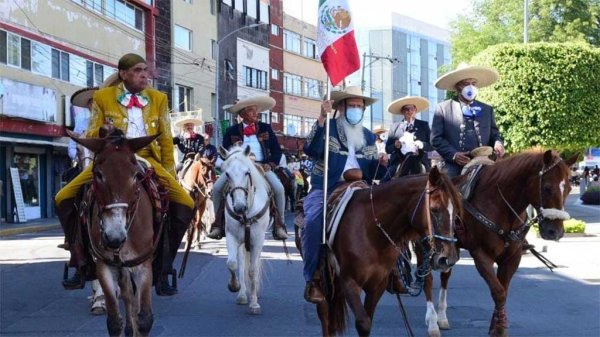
(322, 78), (331, 244)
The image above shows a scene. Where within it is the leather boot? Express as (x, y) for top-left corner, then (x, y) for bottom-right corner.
(207, 200), (225, 240)
(272, 216), (289, 240)
(304, 272), (324, 304)
(155, 202), (193, 296)
(56, 198), (86, 290)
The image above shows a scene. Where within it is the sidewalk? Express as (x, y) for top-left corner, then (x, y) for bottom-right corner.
(0, 217), (61, 237)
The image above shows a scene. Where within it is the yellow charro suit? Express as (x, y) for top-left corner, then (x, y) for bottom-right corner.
(55, 84), (193, 208)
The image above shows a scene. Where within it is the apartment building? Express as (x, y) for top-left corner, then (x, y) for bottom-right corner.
(0, 0), (167, 223)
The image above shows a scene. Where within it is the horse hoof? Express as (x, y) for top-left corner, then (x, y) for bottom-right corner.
(228, 282), (241, 293)
(438, 319), (450, 330)
(248, 306), (261, 315)
(236, 295), (248, 305)
(428, 330), (441, 337)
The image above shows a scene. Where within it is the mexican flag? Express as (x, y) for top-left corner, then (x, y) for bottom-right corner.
(317, 0), (360, 86)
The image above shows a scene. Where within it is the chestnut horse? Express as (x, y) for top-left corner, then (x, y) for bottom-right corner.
(418, 150), (578, 337)
(314, 167), (464, 337)
(68, 130), (161, 336)
(179, 154), (210, 249)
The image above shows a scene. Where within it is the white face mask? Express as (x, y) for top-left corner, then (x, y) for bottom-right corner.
(461, 85), (478, 101)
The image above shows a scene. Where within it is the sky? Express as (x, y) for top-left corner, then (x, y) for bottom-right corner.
(283, 0), (473, 31)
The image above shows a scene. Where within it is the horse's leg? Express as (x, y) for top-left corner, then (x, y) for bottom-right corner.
(437, 269), (453, 331)
(225, 234), (242, 295)
(363, 279), (387, 328)
(247, 233), (264, 315)
(491, 250), (522, 337)
(91, 279), (106, 315)
(134, 260), (154, 337)
(237, 244), (248, 305)
(342, 278), (371, 336)
(471, 251), (507, 337)
(423, 273), (441, 337)
(97, 263), (123, 337)
(119, 268), (135, 337)
(316, 300), (332, 337)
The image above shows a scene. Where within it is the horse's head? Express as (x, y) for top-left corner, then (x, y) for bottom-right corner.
(67, 129), (159, 249)
(424, 167), (464, 272)
(221, 145), (256, 215)
(531, 150), (578, 240)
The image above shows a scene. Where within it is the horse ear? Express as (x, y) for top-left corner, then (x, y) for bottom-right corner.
(543, 150), (555, 166)
(66, 129), (106, 154)
(428, 166), (441, 185)
(127, 133), (161, 153)
(219, 145), (228, 159)
(244, 145), (252, 156)
(564, 152), (579, 167)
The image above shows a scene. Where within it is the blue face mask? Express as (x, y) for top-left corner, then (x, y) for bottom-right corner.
(345, 107), (364, 125)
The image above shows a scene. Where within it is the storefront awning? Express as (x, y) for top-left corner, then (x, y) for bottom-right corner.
(0, 136), (68, 147)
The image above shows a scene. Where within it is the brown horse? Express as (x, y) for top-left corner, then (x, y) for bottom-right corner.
(273, 167), (296, 212)
(313, 167), (464, 337)
(418, 150), (578, 337)
(179, 154), (210, 249)
(67, 129), (162, 337)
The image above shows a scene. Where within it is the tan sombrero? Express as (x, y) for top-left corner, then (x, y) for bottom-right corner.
(387, 96), (429, 115)
(435, 63), (499, 91)
(329, 86), (377, 109)
(372, 124), (386, 135)
(175, 114), (203, 127)
(228, 96), (275, 114)
(70, 72), (121, 108)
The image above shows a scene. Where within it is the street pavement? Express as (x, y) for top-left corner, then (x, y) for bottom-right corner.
(0, 192), (598, 336)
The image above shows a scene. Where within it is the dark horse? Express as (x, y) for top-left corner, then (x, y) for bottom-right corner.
(179, 154), (210, 249)
(310, 167), (464, 337)
(273, 167), (296, 212)
(67, 129), (162, 337)
(417, 150), (578, 337)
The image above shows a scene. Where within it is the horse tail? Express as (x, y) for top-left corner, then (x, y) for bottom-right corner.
(328, 276), (348, 335)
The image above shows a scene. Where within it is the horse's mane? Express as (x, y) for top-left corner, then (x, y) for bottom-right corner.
(223, 145), (264, 186)
(105, 128), (127, 147)
(478, 150), (568, 186)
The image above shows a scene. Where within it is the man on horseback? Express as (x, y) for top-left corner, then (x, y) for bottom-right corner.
(431, 63), (505, 177)
(301, 86), (388, 303)
(55, 53), (194, 296)
(384, 96), (432, 180)
(174, 116), (205, 172)
(207, 96), (288, 241)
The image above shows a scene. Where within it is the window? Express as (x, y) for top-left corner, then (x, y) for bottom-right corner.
(271, 24), (279, 36)
(224, 59), (234, 80)
(0, 30), (7, 64)
(222, 0), (232, 6)
(70, 54), (87, 86)
(259, 112), (269, 123)
(51, 48), (70, 81)
(20, 37), (31, 71)
(94, 63), (104, 86)
(176, 85), (193, 112)
(303, 78), (322, 99)
(31, 42), (51, 76)
(247, 0), (257, 18)
(271, 112), (278, 123)
(271, 68), (278, 80)
(302, 38), (317, 59)
(284, 114), (302, 136)
(284, 30), (301, 54)
(210, 39), (216, 60)
(258, 1), (269, 23)
(302, 117), (316, 137)
(115, 0), (144, 31)
(284, 73), (302, 96)
(234, 0), (244, 12)
(7, 32), (20, 67)
(174, 25), (192, 51)
(210, 0), (215, 14)
(244, 66), (268, 90)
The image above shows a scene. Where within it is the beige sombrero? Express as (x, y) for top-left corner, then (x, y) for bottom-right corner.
(372, 124), (386, 135)
(70, 72), (121, 108)
(228, 96), (275, 114)
(329, 86), (377, 109)
(387, 96), (429, 115)
(175, 116), (203, 128)
(435, 63), (499, 91)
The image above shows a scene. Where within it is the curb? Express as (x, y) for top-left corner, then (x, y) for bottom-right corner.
(0, 224), (61, 237)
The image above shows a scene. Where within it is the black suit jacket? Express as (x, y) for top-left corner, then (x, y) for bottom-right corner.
(222, 122), (282, 166)
(385, 119), (432, 170)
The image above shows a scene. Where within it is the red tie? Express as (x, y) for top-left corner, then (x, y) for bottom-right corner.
(127, 94), (144, 109)
(243, 124), (256, 136)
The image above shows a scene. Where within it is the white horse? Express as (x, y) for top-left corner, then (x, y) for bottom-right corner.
(219, 144), (270, 315)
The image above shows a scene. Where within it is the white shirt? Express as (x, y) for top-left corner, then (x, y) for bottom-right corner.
(126, 106), (147, 138)
(243, 123), (264, 162)
(341, 144), (360, 181)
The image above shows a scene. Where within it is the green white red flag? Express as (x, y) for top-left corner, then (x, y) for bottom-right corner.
(317, 0), (360, 86)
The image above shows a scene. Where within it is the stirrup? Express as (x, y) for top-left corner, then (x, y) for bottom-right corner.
(62, 263), (85, 290)
(155, 268), (178, 296)
(90, 295), (106, 315)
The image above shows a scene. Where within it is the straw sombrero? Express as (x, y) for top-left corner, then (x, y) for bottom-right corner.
(175, 114), (203, 127)
(228, 96), (275, 114)
(372, 124), (386, 135)
(329, 86), (377, 109)
(387, 96), (429, 115)
(435, 63), (499, 91)
(70, 72), (121, 108)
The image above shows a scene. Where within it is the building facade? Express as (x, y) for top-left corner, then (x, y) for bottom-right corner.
(358, 14), (451, 130)
(0, 0), (166, 223)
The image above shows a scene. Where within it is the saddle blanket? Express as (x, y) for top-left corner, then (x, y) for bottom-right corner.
(326, 186), (362, 248)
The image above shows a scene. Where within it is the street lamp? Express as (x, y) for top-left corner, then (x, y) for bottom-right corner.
(360, 52), (400, 129)
(214, 22), (270, 148)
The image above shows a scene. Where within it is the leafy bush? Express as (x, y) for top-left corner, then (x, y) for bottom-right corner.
(581, 186), (600, 205)
(470, 43), (600, 153)
(532, 218), (586, 234)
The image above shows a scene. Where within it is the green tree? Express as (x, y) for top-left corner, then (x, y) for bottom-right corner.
(472, 43), (600, 152)
(450, 0), (600, 65)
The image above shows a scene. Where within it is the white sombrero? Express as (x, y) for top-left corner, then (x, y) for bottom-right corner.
(329, 86), (377, 109)
(228, 96), (275, 114)
(387, 96), (429, 115)
(70, 72), (121, 108)
(372, 124), (386, 135)
(175, 114), (204, 127)
(435, 63), (499, 91)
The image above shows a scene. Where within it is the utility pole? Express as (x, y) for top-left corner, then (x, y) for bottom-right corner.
(524, 0), (529, 43)
(360, 52), (400, 128)
(214, 22), (269, 148)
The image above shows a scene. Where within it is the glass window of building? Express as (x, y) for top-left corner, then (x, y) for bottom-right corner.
(259, 111), (269, 123)
(284, 73), (302, 96)
(115, 0), (144, 31)
(94, 63), (104, 86)
(7, 32), (20, 67)
(303, 78), (321, 99)
(302, 117), (316, 137)
(247, 0), (257, 18)
(31, 42), (51, 76)
(284, 114), (302, 136)
(174, 25), (192, 51)
(234, 0), (244, 12)
(284, 30), (301, 54)
(271, 68), (278, 80)
(259, 1), (269, 23)
(302, 38), (317, 59)
(13, 153), (40, 208)
(211, 39), (216, 59)
(69, 54), (87, 86)
(210, 0), (215, 14)
(271, 24), (279, 36)
(244, 66), (268, 90)
(176, 84), (193, 112)
(225, 59), (235, 80)
(0, 30), (7, 64)
(20, 38), (31, 71)
(222, 0), (232, 6)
